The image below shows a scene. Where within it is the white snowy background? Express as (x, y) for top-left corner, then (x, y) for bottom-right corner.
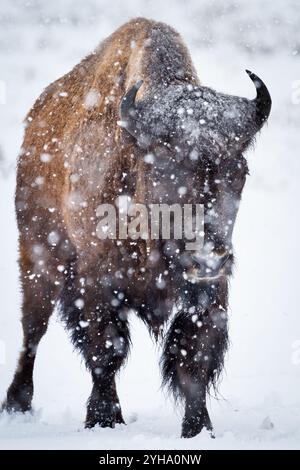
(0, 0), (299, 450)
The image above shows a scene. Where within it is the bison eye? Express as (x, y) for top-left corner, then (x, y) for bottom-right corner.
(221, 158), (248, 193)
(231, 168), (248, 192)
(230, 172), (247, 193)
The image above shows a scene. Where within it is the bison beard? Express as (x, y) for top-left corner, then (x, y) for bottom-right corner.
(2, 17), (271, 438)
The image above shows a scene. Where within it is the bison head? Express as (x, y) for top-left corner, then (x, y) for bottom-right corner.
(119, 71), (271, 281)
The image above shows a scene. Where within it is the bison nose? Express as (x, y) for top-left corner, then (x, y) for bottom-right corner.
(191, 251), (231, 279)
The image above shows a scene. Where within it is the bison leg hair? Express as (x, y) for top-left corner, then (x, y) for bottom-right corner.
(2, 251), (56, 413)
(161, 281), (229, 438)
(59, 267), (130, 429)
(137, 293), (172, 341)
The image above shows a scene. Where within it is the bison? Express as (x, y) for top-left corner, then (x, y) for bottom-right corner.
(2, 18), (271, 438)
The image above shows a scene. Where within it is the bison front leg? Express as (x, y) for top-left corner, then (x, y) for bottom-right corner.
(83, 310), (130, 429)
(161, 281), (229, 438)
(60, 273), (130, 429)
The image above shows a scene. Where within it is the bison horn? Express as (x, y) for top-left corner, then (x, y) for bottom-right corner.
(246, 70), (271, 127)
(120, 80), (143, 135)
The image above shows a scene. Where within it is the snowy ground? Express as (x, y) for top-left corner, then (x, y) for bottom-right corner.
(0, 0), (300, 450)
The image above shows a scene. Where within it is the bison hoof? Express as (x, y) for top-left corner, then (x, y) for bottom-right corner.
(181, 409), (214, 439)
(2, 400), (31, 414)
(2, 385), (33, 414)
(85, 415), (124, 429)
(85, 402), (125, 429)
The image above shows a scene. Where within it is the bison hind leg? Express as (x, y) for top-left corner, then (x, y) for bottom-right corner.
(2, 261), (57, 414)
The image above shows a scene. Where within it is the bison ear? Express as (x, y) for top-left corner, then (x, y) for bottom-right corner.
(245, 70), (271, 127)
(119, 80), (143, 137)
